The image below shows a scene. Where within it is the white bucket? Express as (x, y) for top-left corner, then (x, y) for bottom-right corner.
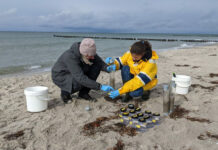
(172, 75), (191, 95)
(24, 86), (50, 112)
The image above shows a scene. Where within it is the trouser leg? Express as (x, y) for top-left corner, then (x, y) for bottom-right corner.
(121, 66), (143, 97)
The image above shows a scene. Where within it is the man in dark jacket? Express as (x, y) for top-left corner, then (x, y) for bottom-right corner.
(52, 38), (115, 103)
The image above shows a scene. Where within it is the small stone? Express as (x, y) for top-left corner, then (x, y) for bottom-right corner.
(85, 106), (91, 111)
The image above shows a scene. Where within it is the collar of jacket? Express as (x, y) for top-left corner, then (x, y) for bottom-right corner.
(70, 42), (81, 58)
(139, 50), (159, 63)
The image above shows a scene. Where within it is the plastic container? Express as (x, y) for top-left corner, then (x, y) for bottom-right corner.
(152, 113), (161, 125)
(144, 110), (152, 117)
(144, 114), (154, 128)
(128, 104), (135, 110)
(120, 112), (130, 125)
(129, 114), (138, 128)
(137, 113), (144, 118)
(24, 86), (50, 112)
(119, 107), (127, 117)
(135, 107), (141, 113)
(129, 109), (136, 116)
(136, 118), (147, 132)
(172, 75), (191, 95)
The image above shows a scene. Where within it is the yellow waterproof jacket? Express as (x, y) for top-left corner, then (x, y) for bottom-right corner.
(114, 51), (158, 95)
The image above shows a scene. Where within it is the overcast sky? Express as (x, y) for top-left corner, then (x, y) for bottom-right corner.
(0, 0), (218, 33)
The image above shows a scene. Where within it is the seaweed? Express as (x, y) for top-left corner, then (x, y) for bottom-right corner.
(4, 130), (24, 141)
(197, 134), (206, 140)
(108, 140), (125, 150)
(113, 123), (137, 136)
(83, 116), (117, 131)
(210, 81), (218, 84)
(192, 66), (200, 68)
(82, 119), (137, 137)
(197, 131), (218, 141)
(209, 73), (218, 78)
(206, 131), (218, 140)
(209, 54), (217, 56)
(175, 64), (190, 67)
(191, 84), (216, 91)
(186, 116), (211, 123)
(169, 106), (190, 119)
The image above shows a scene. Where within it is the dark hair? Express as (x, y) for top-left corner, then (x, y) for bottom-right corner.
(130, 40), (152, 61)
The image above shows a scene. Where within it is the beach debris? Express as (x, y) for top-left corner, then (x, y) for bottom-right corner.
(206, 132), (218, 140)
(209, 54), (217, 56)
(170, 106), (212, 123)
(82, 114), (137, 137)
(169, 106), (190, 119)
(197, 134), (207, 140)
(191, 84), (217, 91)
(175, 64), (190, 67)
(210, 81), (218, 84)
(107, 140), (124, 150)
(4, 130), (24, 141)
(83, 117), (110, 131)
(209, 73), (218, 78)
(186, 116), (211, 124)
(197, 132), (218, 140)
(192, 66), (200, 68)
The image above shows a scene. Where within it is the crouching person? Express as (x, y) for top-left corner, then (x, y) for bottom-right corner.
(107, 40), (158, 102)
(52, 38), (114, 103)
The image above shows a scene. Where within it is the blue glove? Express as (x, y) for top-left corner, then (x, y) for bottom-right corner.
(101, 85), (114, 92)
(106, 64), (116, 72)
(105, 57), (114, 64)
(109, 90), (120, 99)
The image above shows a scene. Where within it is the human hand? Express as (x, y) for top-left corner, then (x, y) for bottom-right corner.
(100, 85), (114, 92)
(105, 57), (114, 64)
(106, 64), (116, 72)
(109, 90), (120, 99)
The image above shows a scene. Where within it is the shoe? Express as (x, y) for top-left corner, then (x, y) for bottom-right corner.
(78, 92), (96, 101)
(121, 93), (132, 102)
(61, 90), (72, 104)
(141, 90), (150, 101)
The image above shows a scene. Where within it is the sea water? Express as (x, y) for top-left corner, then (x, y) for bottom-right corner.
(0, 31), (218, 76)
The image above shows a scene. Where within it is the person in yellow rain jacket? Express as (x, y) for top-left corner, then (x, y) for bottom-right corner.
(106, 40), (158, 102)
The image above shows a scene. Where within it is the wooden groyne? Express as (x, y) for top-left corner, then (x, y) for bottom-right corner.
(53, 34), (218, 43)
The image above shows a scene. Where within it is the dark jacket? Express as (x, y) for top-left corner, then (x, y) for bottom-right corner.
(51, 42), (108, 93)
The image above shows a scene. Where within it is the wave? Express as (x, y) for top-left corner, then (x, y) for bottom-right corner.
(0, 64), (52, 76)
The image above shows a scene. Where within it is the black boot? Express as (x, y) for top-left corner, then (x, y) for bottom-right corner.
(141, 90), (150, 101)
(78, 92), (93, 100)
(78, 88), (96, 101)
(61, 90), (72, 103)
(121, 93), (133, 102)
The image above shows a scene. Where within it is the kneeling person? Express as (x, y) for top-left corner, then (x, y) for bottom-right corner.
(107, 40), (158, 102)
(52, 38), (114, 103)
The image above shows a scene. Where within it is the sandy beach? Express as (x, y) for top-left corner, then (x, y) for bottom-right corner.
(0, 44), (218, 150)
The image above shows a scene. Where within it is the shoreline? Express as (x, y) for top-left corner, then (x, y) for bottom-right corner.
(1, 43), (218, 78)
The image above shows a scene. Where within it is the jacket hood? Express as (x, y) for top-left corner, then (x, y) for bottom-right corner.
(70, 42), (81, 57)
(151, 51), (159, 60)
